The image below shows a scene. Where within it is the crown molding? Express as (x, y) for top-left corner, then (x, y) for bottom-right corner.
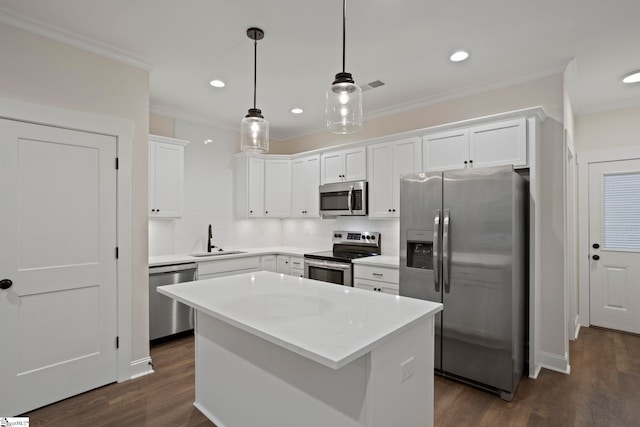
(364, 60), (569, 122)
(0, 6), (155, 71)
(276, 61), (569, 141)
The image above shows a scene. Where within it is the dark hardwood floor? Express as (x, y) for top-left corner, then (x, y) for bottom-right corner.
(24, 326), (639, 426)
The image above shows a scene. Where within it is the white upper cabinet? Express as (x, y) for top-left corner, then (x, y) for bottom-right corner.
(422, 129), (470, 172)
(235, 155), (264, 218)
(264, 158), (292, 218)
(247, 156), (265, 217)
(148, 135), (189, 218)
(368, 137), (422, 218)
(423, 118), (527, 171)
(469, 117), (527, 168)
(291, 155), (320, 218)
(235, 154), (291, 219)
(320, 146), (366, 184)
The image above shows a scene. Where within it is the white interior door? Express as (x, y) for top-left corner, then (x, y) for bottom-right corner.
(588, 159), (640, 334)
(0, 119), (118, 416)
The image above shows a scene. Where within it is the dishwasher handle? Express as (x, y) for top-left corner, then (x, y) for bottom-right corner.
(149, 263), (197, 275)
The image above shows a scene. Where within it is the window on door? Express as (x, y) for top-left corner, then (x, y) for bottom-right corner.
(603, 172), (640, 250)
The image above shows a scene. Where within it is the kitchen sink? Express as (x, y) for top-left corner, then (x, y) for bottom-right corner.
(189, 251), (247, 257)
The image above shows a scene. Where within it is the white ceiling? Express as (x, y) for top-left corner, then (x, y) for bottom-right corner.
(1, 0), (639, 140)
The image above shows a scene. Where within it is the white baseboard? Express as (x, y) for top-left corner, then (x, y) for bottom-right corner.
(538, 350), (570, 375)
(573, 317), (581, 340)
(529, 363), (542, 379)
(130, 356), (154, 380)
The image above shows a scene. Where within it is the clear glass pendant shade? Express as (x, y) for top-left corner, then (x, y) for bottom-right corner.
(240, 109), (269, 153)
(326, 76), (362, 134)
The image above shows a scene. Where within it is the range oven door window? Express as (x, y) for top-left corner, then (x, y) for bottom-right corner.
(304, 258), (353, 286)
(307, 265), (345, 285)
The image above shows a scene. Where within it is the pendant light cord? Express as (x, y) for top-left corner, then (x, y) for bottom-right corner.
(342, 0), (346, 73)
(253, 38), (257, 109)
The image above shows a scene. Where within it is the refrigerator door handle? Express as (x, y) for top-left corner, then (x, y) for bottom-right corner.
(433, 209), (441, 292)
(443, 209), (451, 293)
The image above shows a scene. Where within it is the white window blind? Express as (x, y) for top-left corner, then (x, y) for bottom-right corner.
(604, 173), (640, 249)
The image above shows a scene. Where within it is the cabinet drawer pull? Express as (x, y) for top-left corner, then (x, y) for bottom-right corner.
(372, 273), (383, 277)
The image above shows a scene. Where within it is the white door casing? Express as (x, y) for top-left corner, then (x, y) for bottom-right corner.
(588, 159), (640, 334)
(0, 119), (118, 415)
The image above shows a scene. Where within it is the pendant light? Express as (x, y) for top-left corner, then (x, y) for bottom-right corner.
(241, 27), (269, 153)
(326, 0), (362, 134)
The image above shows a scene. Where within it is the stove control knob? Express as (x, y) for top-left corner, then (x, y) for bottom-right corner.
(371, 235), (376, 240)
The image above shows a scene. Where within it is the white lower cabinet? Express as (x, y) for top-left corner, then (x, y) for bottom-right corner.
(289, 257), (304, 277)
(276, 255), (290, 275)
(353, 265), (399, 295)
(197, 257), (261, 280)
(260, 255), (277, 272)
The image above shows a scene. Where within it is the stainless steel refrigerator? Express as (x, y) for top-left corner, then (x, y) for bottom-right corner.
(399, 165), (526, 401)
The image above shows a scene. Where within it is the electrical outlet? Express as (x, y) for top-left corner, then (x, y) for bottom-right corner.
(400, 357), (415, 383)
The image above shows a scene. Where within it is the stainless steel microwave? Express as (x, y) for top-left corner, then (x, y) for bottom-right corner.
(319, 180), (367, 216)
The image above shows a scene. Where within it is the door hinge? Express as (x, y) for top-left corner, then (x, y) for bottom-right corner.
(115, 247), (119, 259)
(116, 336), (120, 349)
(115, 157), (119, 170)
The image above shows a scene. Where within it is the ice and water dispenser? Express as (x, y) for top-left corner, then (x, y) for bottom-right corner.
(406, 229), (433, 270)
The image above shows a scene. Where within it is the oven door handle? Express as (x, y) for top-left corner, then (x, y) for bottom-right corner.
(304, 260), (351, 271)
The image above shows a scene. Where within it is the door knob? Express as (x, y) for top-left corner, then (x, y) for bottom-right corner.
(592, 255), (600, 260)
(0, 279), (13, 290)
(592, 243), (600, 249)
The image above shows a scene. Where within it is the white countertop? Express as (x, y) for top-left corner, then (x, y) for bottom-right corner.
(352, 255), (399, 268)
(149, 246), (327, 267)
(158, 271), (442, 369)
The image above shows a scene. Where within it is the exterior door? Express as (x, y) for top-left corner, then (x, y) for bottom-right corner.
(0, 119), (118, 415)
(589, 159), (640, 334)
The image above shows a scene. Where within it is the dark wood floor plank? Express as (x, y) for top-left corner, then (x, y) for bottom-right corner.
(22, 327), (639, 426)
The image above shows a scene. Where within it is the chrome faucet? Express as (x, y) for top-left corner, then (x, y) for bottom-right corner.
(207, 224), (215, 252)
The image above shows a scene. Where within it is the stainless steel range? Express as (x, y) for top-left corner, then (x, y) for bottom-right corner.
(304, 231), (381, 286)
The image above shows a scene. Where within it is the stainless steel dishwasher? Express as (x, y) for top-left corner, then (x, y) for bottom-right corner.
(149, 262), (197, 342)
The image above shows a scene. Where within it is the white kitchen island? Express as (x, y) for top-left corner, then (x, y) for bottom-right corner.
(158, 271), (442, 427)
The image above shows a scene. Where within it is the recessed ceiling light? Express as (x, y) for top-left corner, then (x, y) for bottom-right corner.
(203, 139), (213, 144)
(209, 79), (225, 88)
(622, 71), (640, 84)
(450, 50), (469, 62)
(291, 107), (304, 114)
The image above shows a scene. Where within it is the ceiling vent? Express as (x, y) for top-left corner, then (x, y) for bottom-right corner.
(360, 80), (385, 92)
